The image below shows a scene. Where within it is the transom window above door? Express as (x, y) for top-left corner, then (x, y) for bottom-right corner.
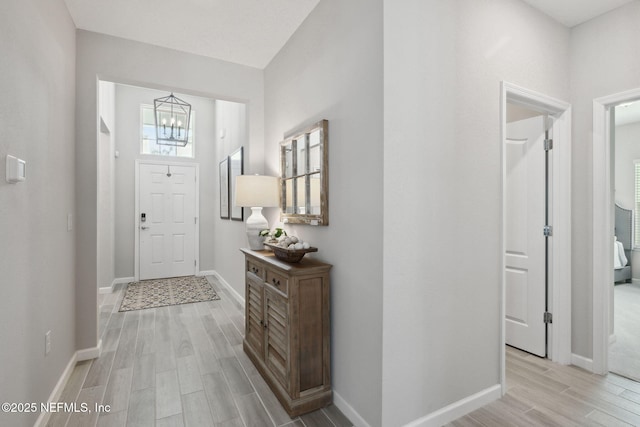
(140, 104), (195, 157)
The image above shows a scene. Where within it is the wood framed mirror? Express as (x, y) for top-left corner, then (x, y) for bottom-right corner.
(280, 119), (328, 225)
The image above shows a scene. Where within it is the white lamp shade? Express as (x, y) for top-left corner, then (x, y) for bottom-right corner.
(235, 175), (280, 208)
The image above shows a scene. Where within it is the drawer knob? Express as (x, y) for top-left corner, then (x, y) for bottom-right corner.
(272, 278), (280, 286)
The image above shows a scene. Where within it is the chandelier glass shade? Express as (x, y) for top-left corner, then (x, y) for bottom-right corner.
(154, 93), (191, 147)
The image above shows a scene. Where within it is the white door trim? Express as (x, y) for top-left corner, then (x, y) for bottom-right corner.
(134, 159), (200, 281)
(592, 87), (640, 375)
(500, 82), (572, 394)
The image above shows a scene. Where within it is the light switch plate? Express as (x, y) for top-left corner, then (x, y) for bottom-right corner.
(6, 155), (26, 183)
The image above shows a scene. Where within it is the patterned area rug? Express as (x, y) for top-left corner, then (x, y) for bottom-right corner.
(119, 276), (220, 312)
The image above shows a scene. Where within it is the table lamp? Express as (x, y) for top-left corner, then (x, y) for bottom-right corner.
(235, 175), (280, 250)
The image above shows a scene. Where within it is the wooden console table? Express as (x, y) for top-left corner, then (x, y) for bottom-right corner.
(241, 248), (332, 417)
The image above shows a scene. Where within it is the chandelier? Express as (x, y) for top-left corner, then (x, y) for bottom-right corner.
(154, 92), (191, 147)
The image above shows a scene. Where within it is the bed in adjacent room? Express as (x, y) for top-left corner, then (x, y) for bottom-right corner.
(615, 204), (632, 284)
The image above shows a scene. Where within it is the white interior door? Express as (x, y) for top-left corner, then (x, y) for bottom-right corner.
(505, 115), (548, 357)
(139, 163), (196, 280)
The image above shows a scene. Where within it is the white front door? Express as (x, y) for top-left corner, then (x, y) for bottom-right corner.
(139, 163), (197, 280)
(505, 115), (548, 357)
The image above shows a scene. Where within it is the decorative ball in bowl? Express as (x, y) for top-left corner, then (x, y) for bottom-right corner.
(264, 242), (318, 263)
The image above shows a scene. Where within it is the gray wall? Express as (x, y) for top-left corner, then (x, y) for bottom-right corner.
(570, 1), (640, 359)
(264, 0), (384, 425)
(112, 84), (217, 278)
(75, 30), (264, 350)
(382, 1), (569, 425)
(265, 0), (573, 425)
(213, 99), (249, 294)
(0, 0), (76, 426)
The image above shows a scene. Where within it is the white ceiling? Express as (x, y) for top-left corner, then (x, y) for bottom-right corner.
(63, 0), (635, 69)
(520, 0), (635, 27)
(63, 0), (320, 69)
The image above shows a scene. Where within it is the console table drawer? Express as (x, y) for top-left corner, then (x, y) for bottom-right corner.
(247, 260), (265, 280)
(266, 270), (288, 295)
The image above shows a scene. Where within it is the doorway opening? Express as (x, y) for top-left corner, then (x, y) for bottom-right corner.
(94, 78), (249, 363)
(593, 88), (640, 379)
(610, 100), (640, 381)
(500, 82), (572, 394)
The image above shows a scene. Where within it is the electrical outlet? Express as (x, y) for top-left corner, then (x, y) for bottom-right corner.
(45, 331), (51, 355)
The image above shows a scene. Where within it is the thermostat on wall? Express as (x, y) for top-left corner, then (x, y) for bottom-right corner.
(6, 155), (26, 184)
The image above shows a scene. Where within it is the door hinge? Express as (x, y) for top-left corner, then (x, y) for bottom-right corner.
(544, 312), (553, 324)
(543, 225), (553, 237)
(544, 139), (553, 151)
(194, 260), (197, 266)
(194, 217), (197, 224)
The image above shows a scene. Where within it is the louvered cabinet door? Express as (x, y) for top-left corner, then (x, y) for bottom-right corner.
(264, 287), (289, 390)
(245, 278), (264, 357)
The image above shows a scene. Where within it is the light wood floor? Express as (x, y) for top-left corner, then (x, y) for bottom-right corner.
(610, 282), (640, 382)
(47, 276), (353, 427)
(448, 345), (640, 427)
(48, 275), (640, 427)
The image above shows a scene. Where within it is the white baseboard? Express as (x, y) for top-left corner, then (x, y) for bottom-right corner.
(210, 270), (245, 306)
(113, 277), (134, 286)
(33, 352), (78, 427)
(197, 269), (216, 277)
(571, 353), (594, 372)
(100, 277), (134, 294)
(632, 278), (640, 285)
(403, 384), (502, 427)
(34, 341), (103, 426)
(333, 391), (371, 427)
(77, 340), (102, 362)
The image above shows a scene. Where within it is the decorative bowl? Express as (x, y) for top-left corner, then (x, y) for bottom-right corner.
(264, 242), (318, 263)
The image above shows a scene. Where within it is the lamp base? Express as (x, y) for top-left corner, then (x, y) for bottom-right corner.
(246, 207), (268, 250)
